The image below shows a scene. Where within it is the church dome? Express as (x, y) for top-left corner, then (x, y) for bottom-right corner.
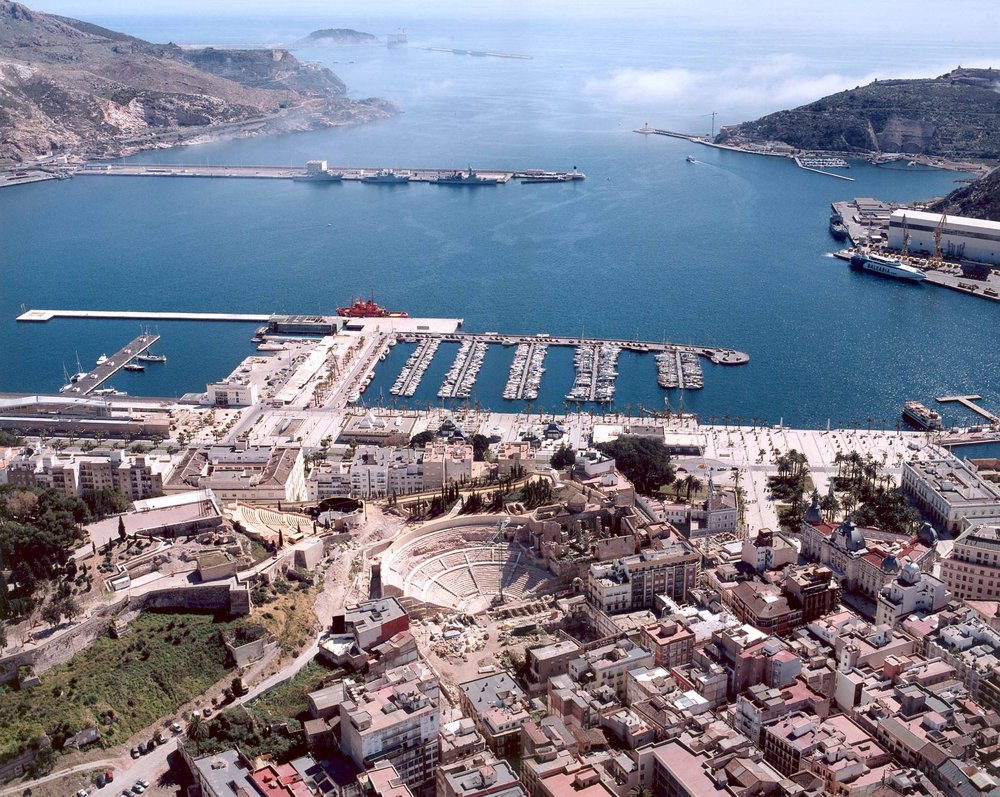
(835, 520), (867, 553)
(917, 522), (938, 546)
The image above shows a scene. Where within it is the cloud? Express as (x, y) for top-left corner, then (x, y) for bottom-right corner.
(582, 55), (1000, 116)
(582, 67), (703, 104)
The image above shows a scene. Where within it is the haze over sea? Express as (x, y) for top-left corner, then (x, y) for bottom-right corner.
(2, 7), (999, 429)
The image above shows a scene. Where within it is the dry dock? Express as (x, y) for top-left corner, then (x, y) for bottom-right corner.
(65, 334), (160, 395)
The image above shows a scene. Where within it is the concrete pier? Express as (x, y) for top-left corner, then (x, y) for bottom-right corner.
(77, 163), (585, 184)
(65, 334), (160, 395)
(18, 309), (271, 323)
(937, 395), (1000, 425)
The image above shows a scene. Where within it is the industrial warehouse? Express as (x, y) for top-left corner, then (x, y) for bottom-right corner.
(887, 209), (1000, 264)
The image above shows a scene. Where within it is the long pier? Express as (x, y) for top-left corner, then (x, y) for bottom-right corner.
(77, 163), (584, 185)
(64, 334), (160, 395)
(636, 127), (855, 180)
(937, 395), (1000, 425)
(18, 309), (270, 323)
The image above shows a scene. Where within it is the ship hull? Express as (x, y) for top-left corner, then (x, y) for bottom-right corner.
(902, 408), (941, 431)
(850, 253), (925, 283)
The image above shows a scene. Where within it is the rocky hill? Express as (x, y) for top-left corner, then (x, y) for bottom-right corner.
(297, 28), (379, 46)
(931, 167), (1000, 221)
(0, 2), (394, 162)
(718, 68), (1000, 158)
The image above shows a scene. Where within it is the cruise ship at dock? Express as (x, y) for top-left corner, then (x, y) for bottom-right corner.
(850, 251), (925, 283)
(902, 401), (942, 431)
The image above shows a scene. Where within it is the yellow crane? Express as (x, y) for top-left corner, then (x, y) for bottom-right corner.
(933, 212), (947, 261)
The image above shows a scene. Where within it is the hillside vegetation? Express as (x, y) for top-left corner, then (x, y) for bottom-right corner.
(0, 612), (241, 771)
(0, 1), (393, 162)
(720, 68), (1000, 158)
(931, 166), (1000, 221)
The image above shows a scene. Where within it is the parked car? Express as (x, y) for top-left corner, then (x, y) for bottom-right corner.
(202, 707), (212, 717)
(132, 784), (144, 794)
(130, 748), (140, 759)
(77, 789), (89, 797)
(106, 770), (115, 783)
(95, 775), (107, 789)
(138, 780), (149, 789)
(138, 742), (148, 755)
(170, 722), (182, 734)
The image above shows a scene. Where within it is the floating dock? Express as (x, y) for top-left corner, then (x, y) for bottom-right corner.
(438, 340), (488, 399)
(64, 334), (160, 395)
(77, 163), (584, 185)
(403, 331), (748, 365)
(391, 339), (439, 397)
(503, 342), (548, 401)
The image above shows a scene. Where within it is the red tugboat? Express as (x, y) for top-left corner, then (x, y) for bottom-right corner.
(336, 292), (409, 318)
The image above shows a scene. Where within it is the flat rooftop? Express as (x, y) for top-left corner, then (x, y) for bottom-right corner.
(907, 459), (1000, 506)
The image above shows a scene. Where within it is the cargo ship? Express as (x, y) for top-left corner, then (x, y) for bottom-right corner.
(829, 213), (848, 241)
(850, 251), (925, 283)
(902, 401), (942, 431)
(337, 294), (409, 318)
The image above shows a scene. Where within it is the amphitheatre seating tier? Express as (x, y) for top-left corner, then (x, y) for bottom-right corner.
(231, 504), (313, 542)
(381, 520), (557, 611)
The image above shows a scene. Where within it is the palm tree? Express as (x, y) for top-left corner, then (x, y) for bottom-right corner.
(186, 714), (208, 741)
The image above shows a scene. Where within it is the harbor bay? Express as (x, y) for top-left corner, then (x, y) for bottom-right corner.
(2, 15), (999, 429)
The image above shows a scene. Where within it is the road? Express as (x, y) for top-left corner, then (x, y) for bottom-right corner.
(0, 506), (401, 797)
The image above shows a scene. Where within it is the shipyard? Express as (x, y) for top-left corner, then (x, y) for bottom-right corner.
(829, 199), (1000, 302)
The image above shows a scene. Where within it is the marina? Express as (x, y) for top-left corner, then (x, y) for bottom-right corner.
(566, 343), (621, 403)
(77, 162), (585, 185)
(391, 338), (440, 397)
(503, 342), (548, 401)
(438, 340), (488, 399)
(59, 334), (160, 395)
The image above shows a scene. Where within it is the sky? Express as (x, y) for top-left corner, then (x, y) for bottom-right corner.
(26, 0), (1000, 27)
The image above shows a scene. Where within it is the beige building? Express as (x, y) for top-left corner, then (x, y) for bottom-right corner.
(902, 459), (1000, 534)
(940, 522), (1000, 601)
(422, 442), (474, 492)
(587, 542), (700, 613)
(800, 517), (935, 600)
(165, 443), (306, 503)
(6, 448), (173, 500)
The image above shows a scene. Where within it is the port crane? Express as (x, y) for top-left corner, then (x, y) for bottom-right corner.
(933, 212), (947, 261)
